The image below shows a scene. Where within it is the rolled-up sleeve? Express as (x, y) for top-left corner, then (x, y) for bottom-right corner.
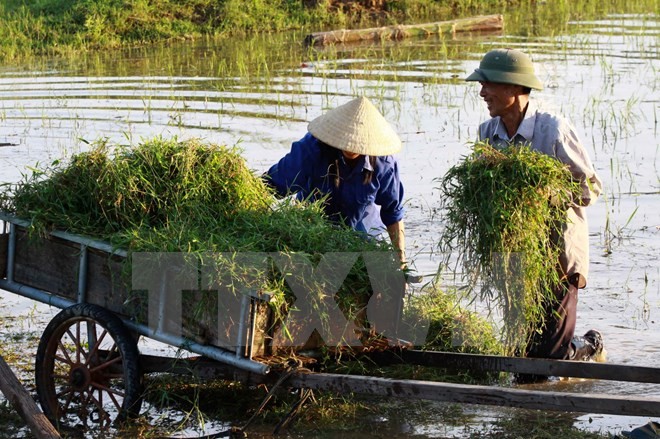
(555, 120), (602, 207)
(375, 157), (405, 226)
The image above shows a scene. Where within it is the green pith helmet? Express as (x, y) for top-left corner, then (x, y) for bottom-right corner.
(465, 48), (544, 90)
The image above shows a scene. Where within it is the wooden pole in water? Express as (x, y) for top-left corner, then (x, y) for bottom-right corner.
(304, 14), (504, 46)
(0, 354), (60, 439)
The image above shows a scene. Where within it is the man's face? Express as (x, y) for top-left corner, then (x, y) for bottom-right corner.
(478, 81), (521, 118)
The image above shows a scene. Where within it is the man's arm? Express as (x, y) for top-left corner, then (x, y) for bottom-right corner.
(556, 121), (602, 206)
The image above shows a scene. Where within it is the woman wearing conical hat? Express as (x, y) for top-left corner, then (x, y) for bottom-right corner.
(265, 96), (406, 266)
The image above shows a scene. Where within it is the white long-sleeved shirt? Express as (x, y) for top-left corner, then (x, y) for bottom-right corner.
(477, 100), (602, 286)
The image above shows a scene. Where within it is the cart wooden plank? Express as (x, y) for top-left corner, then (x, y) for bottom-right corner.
(289, 372), (660, 417)
(137, 352), (660, 418)
(369, 350), (660, 383)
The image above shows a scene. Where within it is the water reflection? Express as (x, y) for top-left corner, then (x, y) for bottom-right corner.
(0, 7), (658, 438)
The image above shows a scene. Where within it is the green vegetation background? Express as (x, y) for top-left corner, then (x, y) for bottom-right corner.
(0, 0), (639, 61)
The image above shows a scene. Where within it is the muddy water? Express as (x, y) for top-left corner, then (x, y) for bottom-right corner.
(0, 9), (658, 438)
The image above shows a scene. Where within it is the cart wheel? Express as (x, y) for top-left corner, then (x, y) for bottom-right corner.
(35, 303), (142, 431)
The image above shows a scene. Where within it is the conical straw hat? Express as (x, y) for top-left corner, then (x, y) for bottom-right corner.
(307, 96), (402, 156)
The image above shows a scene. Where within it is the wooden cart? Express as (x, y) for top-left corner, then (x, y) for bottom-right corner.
(1, 212), (659, 435)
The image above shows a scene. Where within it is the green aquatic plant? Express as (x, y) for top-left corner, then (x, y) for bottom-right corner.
(437, 142), (581, 354)
(407, 283), (502, 355)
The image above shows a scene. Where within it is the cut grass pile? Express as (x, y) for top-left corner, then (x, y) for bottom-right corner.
(0, 137), (392, 345)
(1, 137), (271, 243)
(0, 136), (389, 258)
(438, 142), (581, 354)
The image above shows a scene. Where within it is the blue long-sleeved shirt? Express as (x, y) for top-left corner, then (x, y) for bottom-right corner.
(266, 133), (405, 235)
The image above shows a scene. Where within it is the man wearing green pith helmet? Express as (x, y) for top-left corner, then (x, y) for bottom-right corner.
(465, 48), (604, 380)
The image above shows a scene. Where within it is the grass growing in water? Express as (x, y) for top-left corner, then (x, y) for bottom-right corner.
(2, 0), (654, 61)
(407, 284), (502, 355)
(438, 142), (581, 354)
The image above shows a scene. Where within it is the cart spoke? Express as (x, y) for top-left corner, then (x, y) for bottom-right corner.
(91, 381), (126, 399)
(89, 354), (122, 374)
(52, 361), (70, 381)
(106, 389), (122, 412)
(85, 328), (109, 365)
(83, 389), (111, 427)
(97, 387), (103, 414)
(103, 343), (120, 362)
(65, 328), (80, 361)
(88, 388), (112, 427)
(53, 354), (74, 366)
(60, 389), (76, 416)
(56, 340), (74, 365)
(55, 387), (74, 398)
(90, 382), (124, 412)
(76, 322), (89, 360)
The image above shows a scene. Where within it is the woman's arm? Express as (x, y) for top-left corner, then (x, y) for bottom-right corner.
(386, 220), (406, 267)
(265, 133), (317, 197)
(376, 157), (406, 266)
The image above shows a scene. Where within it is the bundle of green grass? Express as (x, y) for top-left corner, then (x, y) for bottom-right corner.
(438, 142), (580, 354)
(3, 137), (268, 242)
(1, 137), (379, 256)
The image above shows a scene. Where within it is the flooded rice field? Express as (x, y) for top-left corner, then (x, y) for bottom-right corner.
(0, 6), (658, 438)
